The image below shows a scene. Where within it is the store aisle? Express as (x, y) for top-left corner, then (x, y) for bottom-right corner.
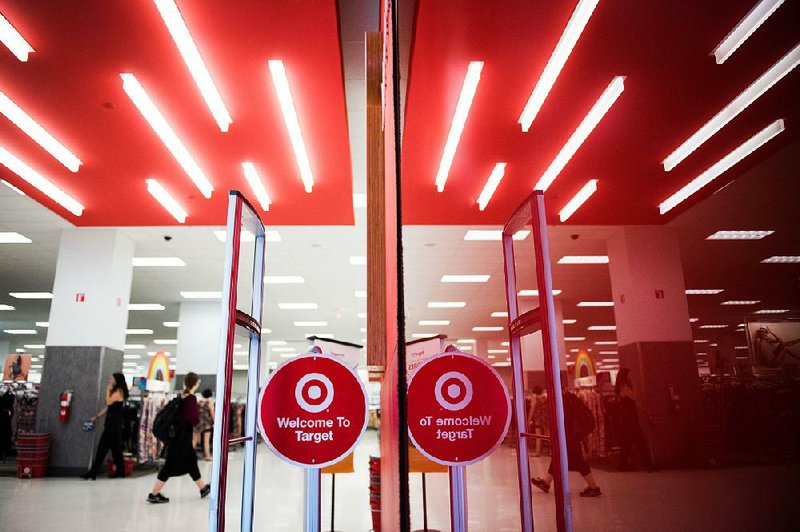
(0, 431), (797, 531)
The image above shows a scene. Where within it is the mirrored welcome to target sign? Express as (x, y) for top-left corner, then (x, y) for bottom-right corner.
(258, 353), (368, 468)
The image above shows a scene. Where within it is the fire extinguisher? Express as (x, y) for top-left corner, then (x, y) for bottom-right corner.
(59, 390), (73, 422)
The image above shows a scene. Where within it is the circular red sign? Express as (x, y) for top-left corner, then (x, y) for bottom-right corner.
(408, 351), (511, 466)
(258, 353), (368, 468)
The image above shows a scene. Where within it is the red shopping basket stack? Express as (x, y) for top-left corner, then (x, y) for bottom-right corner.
(16, 433), (51, 479)
(106, 455), (135, 477)
(369, 456), (381, 532)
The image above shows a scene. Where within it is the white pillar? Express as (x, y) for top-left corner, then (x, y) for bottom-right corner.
(176, 301), (221, 375)
(46, 228), (134, 350)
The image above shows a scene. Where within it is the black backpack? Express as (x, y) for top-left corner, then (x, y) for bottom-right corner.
(152, 397), (183, 442)
(566, 393), (595, 440)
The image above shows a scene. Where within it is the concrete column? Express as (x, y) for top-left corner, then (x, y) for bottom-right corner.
(175, 301), (222, 390)
(607, 226), (701, 467)
(38, 228), (133, 475)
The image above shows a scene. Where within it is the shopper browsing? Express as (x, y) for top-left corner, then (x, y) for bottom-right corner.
(81, 373), (128, 480)
(199, 388), (215, 461)
(147, 372), (211, 503)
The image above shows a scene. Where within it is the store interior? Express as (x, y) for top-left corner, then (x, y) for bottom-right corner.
(0, 0), (799, 530)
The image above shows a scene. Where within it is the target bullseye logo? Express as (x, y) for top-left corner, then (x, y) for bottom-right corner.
(295, 373), (334, 413)
(434, 371), (472, 411)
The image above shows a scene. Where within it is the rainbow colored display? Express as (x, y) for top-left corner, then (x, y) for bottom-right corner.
(147, 352), (170, 384)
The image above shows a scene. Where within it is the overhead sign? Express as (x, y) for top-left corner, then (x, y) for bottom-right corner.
(258, 353), (368, 468)
(407, 351), (511, 466)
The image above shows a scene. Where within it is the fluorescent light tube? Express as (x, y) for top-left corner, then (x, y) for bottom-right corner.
(428, 302), (466, 308)
(577, 301), (614, 307)
(272, 347), (296, 353)
(761, 256), (800, 263)
(35, 322), (49, 327)
(163, 321), (180, 327)
(563, 319), (577, 324)
(519, 0), (599, 131)
(241, 162), (271, 210)
(558, 255), (609, 264)
(685, 289), (724, 295)
(3, 329), (36, 334)
(565, 337), (586, 341)
(24, 344), (44, 349)
(153, 339), (178, 345)
(349, 256), (367, 265)
(0, 232), (31, 244)
(663, 44), (799, 171)
(491, 311), (508, 318)
(0, 305), (15, 310)
(707, 230), (773, 240)
(419, 320), (450, 326)
(264, 275), (304, 284)
(753, 309), (789, 314)
(278, 303), (318, 310)
(535, 76), (625, 191)
(441, 275), (490, 283)
(464, 229), (530, 241)
(180, 291), (222, 299)
(152, 0), (232, 132)
(132, 257), (186, 267)
(294, 321), (328, 327)
(488, 349), (508, 354)
(472, 326), (503, 332)
(0, 147), (84, 215)
(128, 304), (165, 311)
(518, 289), (562, 296)
(268, 60), (314, 193)
(126, 329), (154, 335)
(689, 318), (700, 323)
(121, 74), (213, 197)
(699, 325), (728, 329)
(411, 333), (436, 339)
(587, 325), (616, 331)
(0, 13), (34, 61)
(477, 163), (507, 211)
(559, 179), (598, 222)
(0, 91), (80, 171)
(435, 61), (484, 192)
(304, 333), (333, 338)
(1, 179), (25, 195)
(721, 300), (760, 305)
(9, 292), (52, 299)
(594, 341), (617, 345)
(146, 178), (188, 223)
(712, 0), (786, 65)
(456, 339), (476, 344)
(660, 119), (784, 214)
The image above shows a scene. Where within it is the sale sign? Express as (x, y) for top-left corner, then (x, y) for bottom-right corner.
(258, 353), (368, 468)
(407, 351), (511, 466)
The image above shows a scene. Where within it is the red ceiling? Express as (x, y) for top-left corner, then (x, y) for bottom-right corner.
(0, 1), (353, 226)
(401, 0), (800, 225)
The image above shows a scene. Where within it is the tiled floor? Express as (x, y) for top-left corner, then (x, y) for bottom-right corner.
(0, 431), (797, 531)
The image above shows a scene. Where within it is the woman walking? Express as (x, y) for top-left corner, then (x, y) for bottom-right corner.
(82, 373), (128, 479)
(616, 368), (654, 471)
(147, 372), (210, 503)
(199, 388), (214, 461)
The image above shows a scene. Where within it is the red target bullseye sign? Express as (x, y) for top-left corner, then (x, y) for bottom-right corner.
(258, 353), (368, 468)
(408, 351), (511, 466)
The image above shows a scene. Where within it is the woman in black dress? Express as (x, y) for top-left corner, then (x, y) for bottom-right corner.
(82, 372), (128, 479)
(147, 372), (210, 503)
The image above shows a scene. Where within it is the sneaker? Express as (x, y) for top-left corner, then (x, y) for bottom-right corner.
(579, 487), (602, 497)
(147, 493), (169, 504)
(200, 484), (211, 498)
(531, 477), (550, 494)
(79, 472), (96, 481)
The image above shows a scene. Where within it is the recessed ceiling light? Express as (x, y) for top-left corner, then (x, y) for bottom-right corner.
(535, 76), (625, 191)
(685, 289), (724, 295)
(564, 337), (586, 341)
(559, 179), (598, 222)
(706, 230), (773, 240)
(126, 329), (154, 335)
(721, 300), (760, 305)
(357, 312), (367, 319)
(24, 344), (44, 349)
(268, 60), (314, 193)
(121, 74), (213, 198)
(153, 339), (178, 345)
(0, 148), (84, 215)
(456, 339), (476, 344)
(491, 311), (508, 318)
(663, 44), (798, 171)
(428, 302), (466, 308)
(163, 321), (180, 327)
(305, 333), (334, 339)
(699, 324), (728, 329)
(2, 329), (35, 335)
(0, 90), (81, 171)
(734, 346), (749, 350)
(464, 230), (530, 241)
(660, 119), (784, 214)
(519, 0), (600, 131)
(294, 321), (328, 327)
(435, 61), (484, 192)
(278, 303), (318, 310)
(488, 355), (496, 359)
(241, 162), (272, 211)
(488, 349), (508, 354)
(419, 320), (450, 326)
(761, 256), (800, 263)
(353, 193), (366, 208)
(9, 292), (52, 299)
(411, 333), (436, 339)
(125, 344), (146, 350)
(598, 351), (618, 356)
(713, 0), (786, 64)
(501, 341), (510, 347)
(0, 13), (34, 62)
(753, 309), (790, 314)
(587, 325), (616, 331)
(594, 341), (617, 345)
(146, 178), (188, 223)
(128, 303), (165, 311)
(477, 163), (507, 211)
(153, 0), (231, 132)
(0, 231), (31, 244)
(472, 326), (503, 332)
(441, 275), (490, 283)
(180, 291), (221, 299)
(35, 322), (48, 327)
(562, 319), (577, 324)
(694, 339), (710, 343)
(493, 362), (512, 367)
(577, 301), (614, 307)
(518, 289), (562, 297)
(360, 328), (367, 333)
(123, 354), (142, 360)
(558, 255), (609, 264)
(267, 340), (287, 346)
(355, 290), (367, 298)
(349, 256), (367, 266)
(271, 347), (296, 353)
(264, 275), (303, 284)
(689, 318), (700, 323)
(132, 257), (186, 267)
